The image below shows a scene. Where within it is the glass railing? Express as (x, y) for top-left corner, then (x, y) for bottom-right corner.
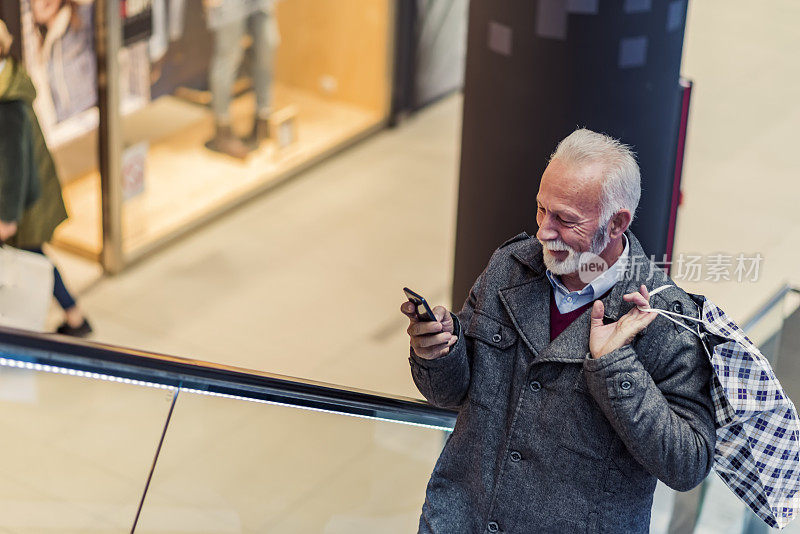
(653, 285), (800, 534)
(0, 328), (456, 533)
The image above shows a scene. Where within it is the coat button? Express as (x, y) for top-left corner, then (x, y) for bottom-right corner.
(492, 333), (502, 343)
(487, 522), (499, 533)
(621, 380), (632, 390)
(510, 451), (522, 462)
(529, 381), (542, 392)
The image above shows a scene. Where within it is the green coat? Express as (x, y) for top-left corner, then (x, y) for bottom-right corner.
(0, 57), (68, 248)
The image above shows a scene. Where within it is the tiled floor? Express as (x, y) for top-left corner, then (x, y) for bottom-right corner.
(9, 0), (800, 532)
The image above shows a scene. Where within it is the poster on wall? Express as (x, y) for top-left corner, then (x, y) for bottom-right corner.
(19, 0), (151, 148)
(121, 140), (147, 200)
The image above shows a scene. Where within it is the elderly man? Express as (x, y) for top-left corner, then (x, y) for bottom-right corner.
(401, 129), (716, 533)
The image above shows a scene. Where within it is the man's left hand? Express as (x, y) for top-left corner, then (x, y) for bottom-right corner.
(589, 284), (658, 359)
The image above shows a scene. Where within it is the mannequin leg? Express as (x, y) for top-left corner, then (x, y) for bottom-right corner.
(206, 16), (251, 159)
(247, 10), (276, 145)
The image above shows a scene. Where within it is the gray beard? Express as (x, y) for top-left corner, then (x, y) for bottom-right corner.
(541, 225), (611, 276)
(542, 246), (581, 275)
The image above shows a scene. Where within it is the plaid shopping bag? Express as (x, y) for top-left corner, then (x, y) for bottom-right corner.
(643, 286), (800, 529)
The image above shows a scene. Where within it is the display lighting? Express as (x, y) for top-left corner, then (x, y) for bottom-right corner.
(0, 355), (455, 432)
(0, 356), (177, 390)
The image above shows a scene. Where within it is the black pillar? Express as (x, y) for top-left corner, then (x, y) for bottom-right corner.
(452, 0), (689, 306)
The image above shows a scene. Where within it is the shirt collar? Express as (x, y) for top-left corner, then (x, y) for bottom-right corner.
(545, 234), (630, 298)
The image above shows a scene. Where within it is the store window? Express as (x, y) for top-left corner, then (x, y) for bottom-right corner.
(15, 0), (393, 269)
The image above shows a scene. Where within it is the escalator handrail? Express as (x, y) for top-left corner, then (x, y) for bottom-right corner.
(0, 326), (457, 430)
(740, 284), (800, 333)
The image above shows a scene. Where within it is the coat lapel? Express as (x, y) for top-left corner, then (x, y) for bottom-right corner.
(537, 283), (626, 364)
(541, 306), (592, 363)
(499, 276), (551, 358)
(496, 237), (550, 358)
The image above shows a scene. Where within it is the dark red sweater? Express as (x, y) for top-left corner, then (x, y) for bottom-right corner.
(549, 286), (613, 341)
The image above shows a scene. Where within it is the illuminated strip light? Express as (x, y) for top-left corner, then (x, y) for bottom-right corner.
(0, 356), (177, 391)
(0, 356), (455, 432)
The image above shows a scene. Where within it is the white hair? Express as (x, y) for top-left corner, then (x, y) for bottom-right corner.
(549, 128), (641, 229)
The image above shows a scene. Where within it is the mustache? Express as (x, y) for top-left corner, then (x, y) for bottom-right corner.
(542, 239), (574, 252)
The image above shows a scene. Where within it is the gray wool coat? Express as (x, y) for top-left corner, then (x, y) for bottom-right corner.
(408, 230), (716, 534)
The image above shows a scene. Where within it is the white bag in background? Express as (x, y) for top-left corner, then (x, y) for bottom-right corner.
(0, 245), (54, 332)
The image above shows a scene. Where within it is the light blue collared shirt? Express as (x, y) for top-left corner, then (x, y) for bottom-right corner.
(545, 234), (629, 314)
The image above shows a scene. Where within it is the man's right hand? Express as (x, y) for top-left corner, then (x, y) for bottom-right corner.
(401, 301), (457, 360)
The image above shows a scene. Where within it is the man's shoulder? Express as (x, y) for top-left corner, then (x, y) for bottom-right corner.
(498, 232), (532, 249)
(623, 232), (698, 319)
(494, 231), (542, 260)
(486, 232), (542, 273)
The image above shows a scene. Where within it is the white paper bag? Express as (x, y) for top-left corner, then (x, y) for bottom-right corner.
(0, 245), (54, 332)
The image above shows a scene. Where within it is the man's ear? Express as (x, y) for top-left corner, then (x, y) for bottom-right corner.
(608, 210), (632, 238)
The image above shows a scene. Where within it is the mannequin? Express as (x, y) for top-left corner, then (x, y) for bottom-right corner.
(203, 0), (279, 159)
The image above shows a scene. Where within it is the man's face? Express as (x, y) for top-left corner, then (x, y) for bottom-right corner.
(536, 159), (610, 275)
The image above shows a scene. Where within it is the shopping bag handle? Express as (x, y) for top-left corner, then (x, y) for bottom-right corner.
(636, 284), (705, 337)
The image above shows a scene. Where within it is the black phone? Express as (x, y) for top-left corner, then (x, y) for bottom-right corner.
(403, 287), (437, 322)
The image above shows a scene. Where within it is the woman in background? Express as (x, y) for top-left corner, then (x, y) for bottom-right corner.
(0, 19), (92, 336)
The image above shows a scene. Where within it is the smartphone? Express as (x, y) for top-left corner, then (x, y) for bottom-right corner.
(403, 287), (437, 322)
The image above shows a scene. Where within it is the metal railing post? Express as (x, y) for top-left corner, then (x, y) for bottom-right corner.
(95, 0), (124, 273)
